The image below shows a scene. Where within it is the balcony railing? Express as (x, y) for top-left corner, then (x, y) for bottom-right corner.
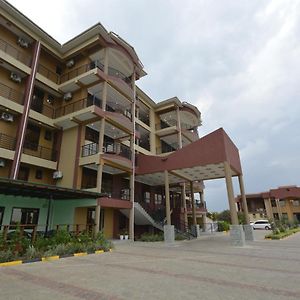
(82, 142), (99, 157)
(155, 120), (177, 130)
(60, 60), (104, 84)
(0, 38), (32, 66)
(107, 66), (131, 85)
(106, 100), (132, 120)
(0, 82), (24, 105)
(54, 96), (102, 118)
(37, 64), (60, 84)
(156, 142), (178, 154)
(0, 133), (16, 151)
(23, 141), (57, 161)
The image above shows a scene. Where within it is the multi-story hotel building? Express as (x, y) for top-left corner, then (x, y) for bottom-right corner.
(237, 186), (300, 223)
(0, 0), (251, 243)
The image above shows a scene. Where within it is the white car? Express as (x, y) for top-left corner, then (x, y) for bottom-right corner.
(251, 220), (272, 230)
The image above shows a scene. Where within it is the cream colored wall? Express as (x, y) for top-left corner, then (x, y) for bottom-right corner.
(0, 159), (11, 178)
(103, 208), (114, 239)
(38, 48), (60, 74)
(56, 126), (78, 188)
(0, 66), (26, 96)
(0, 115), (19, 136)
(74, 207), (88, 226)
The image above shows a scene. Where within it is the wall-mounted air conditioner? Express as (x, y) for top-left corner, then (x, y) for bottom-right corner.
(17, 37), (29, 48)
(0, 159), (5, 167)
(63, 92), (73, 101)
(66, 59), (75, 68)
(53, 171), (63, 179)
(10, 72), (22, 83)
(1, 112), (14, 122)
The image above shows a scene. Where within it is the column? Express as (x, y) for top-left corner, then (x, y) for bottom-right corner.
(164, 170), (175, 243)
(275, 198), (282, 219)
(199, 191), (207, 232)
(181, 184), (188, 230)
(129, 71), (136, 241)
(10, 41), (41, 179)
(264, 198), (273, 220)
(190, 181), (200, 237)
(95, 162), (104, 235)
(238, 175), (250, 224)
(176, 106), (183, 149)
(224, 162), (245, 246)
(238, 174), (254, 241)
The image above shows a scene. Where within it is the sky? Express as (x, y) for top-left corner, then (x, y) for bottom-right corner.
(7, 0), (300, 211)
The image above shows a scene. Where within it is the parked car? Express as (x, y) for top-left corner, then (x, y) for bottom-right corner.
(251, 220), (272, 230)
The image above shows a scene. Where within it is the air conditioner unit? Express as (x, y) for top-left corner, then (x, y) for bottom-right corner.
(66, 59), (75, 68)
(10, 72), (22, 83)
(17, 37), (29, 48)
(53, 171), (63, 179)
(1, 112), (14, 122)
(0, 159), (5, 167)
(63, 92), (73, 101)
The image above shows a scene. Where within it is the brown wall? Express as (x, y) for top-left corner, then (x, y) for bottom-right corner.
(0, 159), (12, 178)
(0, 66), (27, 96)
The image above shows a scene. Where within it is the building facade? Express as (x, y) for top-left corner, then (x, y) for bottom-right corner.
(0, 0), (249, 242)
(236, 186), (300, 223)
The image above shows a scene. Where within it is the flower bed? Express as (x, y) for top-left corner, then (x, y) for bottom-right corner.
(265, 227), (300, 240)
(0, 227), (112, 264)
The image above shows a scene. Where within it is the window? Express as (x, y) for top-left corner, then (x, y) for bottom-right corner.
(10, 208), (39, 227)
(24, 123), (41, 151)
(271, 199), (276, 207)
(35, 169), (43, 179)
(155, 194), (162, 205)
(0, 207), (4, 226)
(87, 208), (95, 225)
(282, 213), (288, 220)
(18, 166), (30, 181)
(144, 192), (150, 204)
(44, 130), (52, 141)
(293, 200), (300, 206)
(279, 200), (286, 207)
(121, 189), (130, 200)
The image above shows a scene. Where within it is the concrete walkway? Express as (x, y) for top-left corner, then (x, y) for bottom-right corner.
(1, 231), (300, 300)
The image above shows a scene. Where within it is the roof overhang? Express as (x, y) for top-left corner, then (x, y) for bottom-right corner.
(135, 128), (242, 186)
(0, 177), (103, 200)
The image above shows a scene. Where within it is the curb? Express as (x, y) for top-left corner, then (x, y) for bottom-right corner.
(0, 249), (112, 267)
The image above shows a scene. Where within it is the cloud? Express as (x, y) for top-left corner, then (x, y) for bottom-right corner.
(7, 0), (300, 211)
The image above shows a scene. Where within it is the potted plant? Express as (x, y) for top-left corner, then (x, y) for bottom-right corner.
(124, 230), (129, 240)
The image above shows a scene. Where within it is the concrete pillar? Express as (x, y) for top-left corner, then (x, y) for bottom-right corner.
(190, 181), (197, 225)
(199, 191), (207, 231)
(149, 109), (156, 153)
(176, 106), (182, 149)
(103, 47), (109, 75)
(286, 199), (294, 222)
(95, 203), (101, 235)
(164, 170), (171, 225)
(224, 162), (239, 225)
(181, 184), (188, 230)
(275, 198), (282, 219)
(238, 175), (250, 224)
(264, 198), (274, 220)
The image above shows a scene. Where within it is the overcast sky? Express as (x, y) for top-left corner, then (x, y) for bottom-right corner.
(7, 0), (300, 211)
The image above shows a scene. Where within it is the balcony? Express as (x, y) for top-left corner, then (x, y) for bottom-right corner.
(0, 82), (24, 105)
(108, 66), (131, 86)
(156, 142), (178, 154)
(37, 64), (60, 84)
(0, 133), (16, 151)
(0, 38), (32, 66)
(54, 96), (102, 118)
(23, 141), (57, 161)
(81, 141), (131, 160)
(60, 60), (104, 84)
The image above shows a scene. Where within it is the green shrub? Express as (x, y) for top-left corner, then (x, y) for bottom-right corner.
(217, 221), (230, 232)
(266, 227), (300, 240)
(24, 246), (42, 260)
(0, 250), (15, 263)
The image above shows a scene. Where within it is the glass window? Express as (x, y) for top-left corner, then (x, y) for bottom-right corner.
(10, 208), (39, 226)
(155, 194), (162, 205)
(0, 207), (4, 225)
(87, 208), (95, 225)
(293, 200), (300, 206)
(18, 166), (30, 181)
(121, 189), (130, 200)
(144, 192), (150, 203)
(279, 200), (286, 207)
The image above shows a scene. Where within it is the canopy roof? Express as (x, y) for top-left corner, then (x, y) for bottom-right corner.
(0, 177), (103, 200)
(136, 128), (242, 186)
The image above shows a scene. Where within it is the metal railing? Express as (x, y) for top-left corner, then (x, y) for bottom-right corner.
(155, 120), (177, 130)
(0, 38), (32, 66)
(23, 141), (57, 161)
(103, 141), (131, 160)
(30, 97), (55, 118)
(106, 100), (132, 120)
(60, 60), (104, 83)
(81, 142), (99, 157)
(54, 96), (102, 118)
(156, 142), (178, 154)
(37, 64), (60, 84)
(0, 82), (24, 104)
(0, 133), (16, 150)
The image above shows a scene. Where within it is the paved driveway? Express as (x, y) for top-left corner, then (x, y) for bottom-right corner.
(1, 231), (300, 300)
